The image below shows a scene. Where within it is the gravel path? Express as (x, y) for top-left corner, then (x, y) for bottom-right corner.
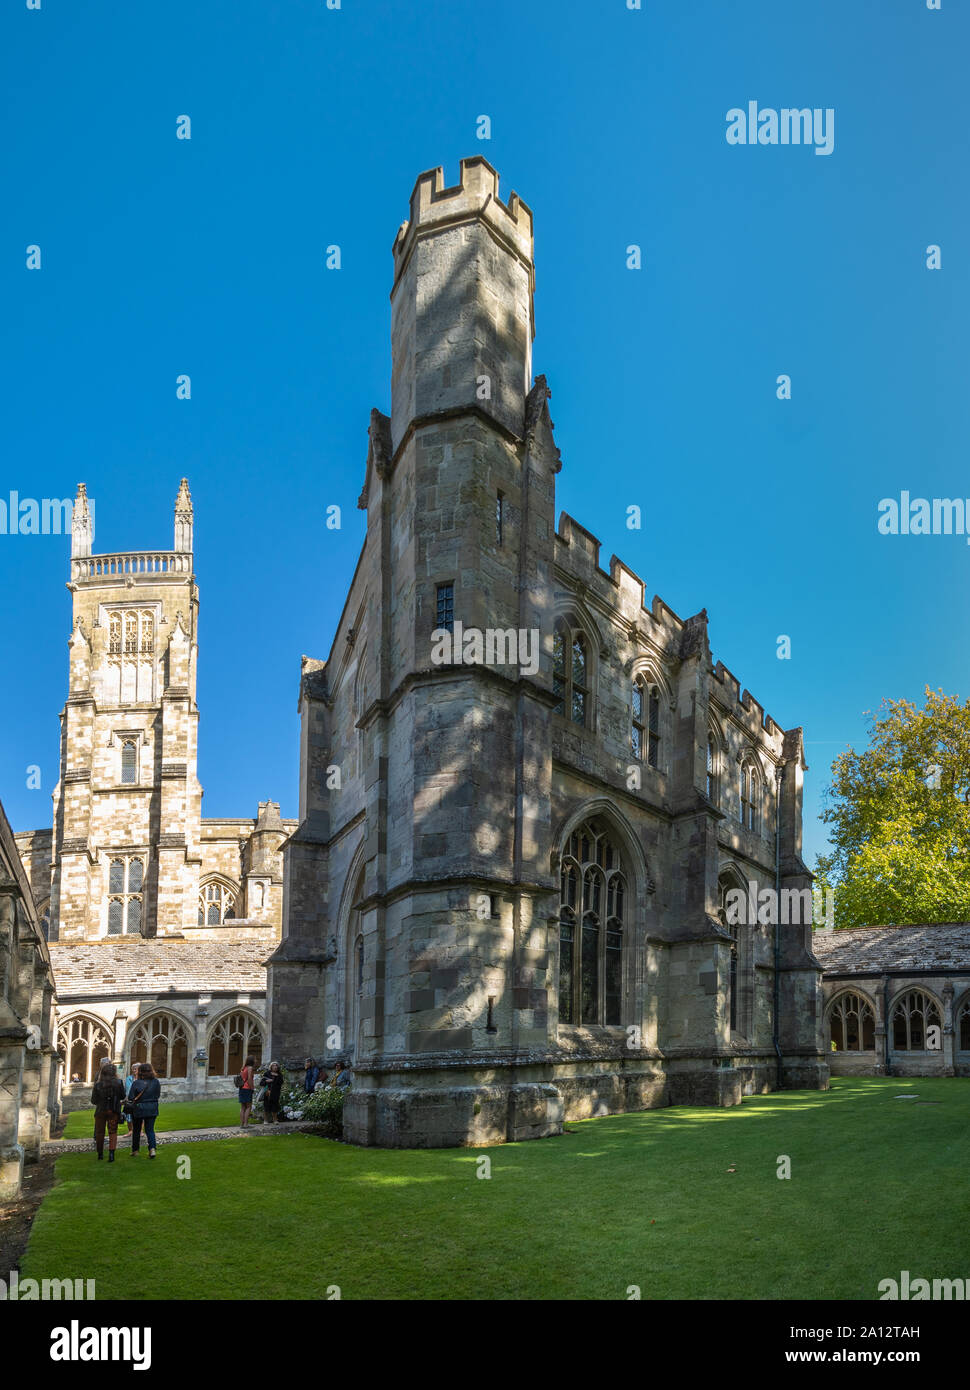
(43, 1122), (329, 1154)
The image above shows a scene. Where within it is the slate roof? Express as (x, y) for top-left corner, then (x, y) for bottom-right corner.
(813, 922), (970, 974)
(49, 931), (278, 998)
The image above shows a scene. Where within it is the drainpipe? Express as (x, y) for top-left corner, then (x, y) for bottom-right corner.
(773, 765), (785, 1089)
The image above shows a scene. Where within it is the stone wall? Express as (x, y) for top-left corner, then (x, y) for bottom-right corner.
(0, 798), (60, 1201)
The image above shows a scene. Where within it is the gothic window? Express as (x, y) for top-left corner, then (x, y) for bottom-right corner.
(739, 758), (762, 832)
(198, 881), (236, 925)
(120, 740), (137, 784)
(58, 1015), (113, 1085)
(109, 613), (122, 655)
(829, 992), (876, 1051)
(436, 583), (454, 633)
(139, 610), (154, 654)
(707, 734), (718, 802)
(106, 855), (143, 935)
(559, 819), (626, 1026)
(717, 874), (744, 1035)
(632, 679), (661, 767)
(958, 997), (970, 1052)
(129, 1013), (188, 1079)
(207, 1011), (264, 1077)
(553, 620), (589, 727)
(891, 991), (942, 1051)
(125, 611), (138, 655)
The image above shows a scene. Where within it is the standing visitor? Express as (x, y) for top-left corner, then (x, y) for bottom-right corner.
(303, 1057), (319, 1093)
(123, 1061), (139, 1134)
(238, 1054), (256, 1128)
(128, 1062), (161, 1159)
(262, 1061), (284, 1124)
(91, 1062), (126, 1163)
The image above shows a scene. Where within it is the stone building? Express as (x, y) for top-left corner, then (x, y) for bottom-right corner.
(815, 922), (970, 1077)
(268, 157), (828, 1148)
(15, 483), (295, 1108)
(1, 795), (59, 1201)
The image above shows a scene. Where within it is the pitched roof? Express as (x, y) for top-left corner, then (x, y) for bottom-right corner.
(49, 931), (277, 998)
(813, 922), (970, 974)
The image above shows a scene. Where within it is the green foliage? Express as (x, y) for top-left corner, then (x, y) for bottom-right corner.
(26, 1079), (970, 1300)
(817, 687), (970, 930)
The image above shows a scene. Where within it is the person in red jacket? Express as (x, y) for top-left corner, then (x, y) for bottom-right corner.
(238, 1055), (256, 1128)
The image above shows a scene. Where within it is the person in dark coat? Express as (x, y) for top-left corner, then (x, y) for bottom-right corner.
(261, 1061), (284, 1123)
(90, 1061), (126, 1162)
(128, 1062), (162, 1158)
(303, 1057), (320, 1094)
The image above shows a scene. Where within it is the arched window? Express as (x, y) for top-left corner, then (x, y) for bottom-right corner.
(717, 873), (745, 1035)
(958, 997), (970, 1053)
(829, 992), (876, 1051)
(106, 855), (143, 935)
(198, 880), (236, 925)
(553, 620), (589, 728)
(891, 991), (942, 1052)
(632, 679), (661, 768)
(58, 1015), (113, 1085)
(128, 1013), (188, 1078)
(120, 740), (137, 785)
(706, 733), (718, 802)
(559, 819), (625, 1026)
(739, 758), (762, 832)
(207, 1011), (264, 1077)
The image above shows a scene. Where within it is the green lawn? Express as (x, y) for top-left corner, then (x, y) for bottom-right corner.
(27, 1077), (970, 1300)
(61, 1098), (241, 1138)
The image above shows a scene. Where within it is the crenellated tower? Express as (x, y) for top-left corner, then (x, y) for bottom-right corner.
(49, 482), (202, 941)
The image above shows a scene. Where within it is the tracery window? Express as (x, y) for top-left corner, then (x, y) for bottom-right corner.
(129, 1013), (188, 1078)
(553, 620), (589, 727)
(207, 1011), (264, 1077)
(109, 609), (154, 656)
(829, 992), (876, 1051)
(632, 679), (660, 767)
(58, 1015), (113, 1085)
(106, 855), (143, 935)
(198, 881), (236, 925)
(891, 991), (942, 1052)
(559, 819), (625, 1026)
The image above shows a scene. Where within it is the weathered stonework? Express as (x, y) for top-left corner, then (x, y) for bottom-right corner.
(15, 485), (296, 1107)
(0, 797), (59, 1201)
(268, 158), (829, 1147)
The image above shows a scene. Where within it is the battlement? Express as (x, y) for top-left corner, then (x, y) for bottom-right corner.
(391, 157), (534, 292)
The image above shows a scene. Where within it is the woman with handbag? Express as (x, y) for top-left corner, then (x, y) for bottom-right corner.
(238, 1054), (256, 1128)
(91, 1061), (126, 1163)
(128, 1062), (161, 1158)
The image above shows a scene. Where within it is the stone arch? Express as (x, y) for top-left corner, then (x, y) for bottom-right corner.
(58, 1011), (114, 1086)
(824, 987), (878, 1052)
(887, 986), (944, 1053)
(126, 1007), (193, 1078)
(954, 989), (970, 1053)
(551, 599), (606, 731)
(553, 799), (652, 1030)
(206, 1007), (265, 1076)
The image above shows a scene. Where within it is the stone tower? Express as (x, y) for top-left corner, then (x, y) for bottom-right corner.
(49, 481), (202, 940)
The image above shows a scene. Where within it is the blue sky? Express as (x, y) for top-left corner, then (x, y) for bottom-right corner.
(2, 0), (967, 869)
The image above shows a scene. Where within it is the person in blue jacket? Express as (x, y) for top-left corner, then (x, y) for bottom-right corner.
(128, 1062), (161, 1159)
(303, 1057), (320, 1094)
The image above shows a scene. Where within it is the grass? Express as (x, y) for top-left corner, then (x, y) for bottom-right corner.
(61, 1098), (241, 1139)
(25, 1077), (970, 1300)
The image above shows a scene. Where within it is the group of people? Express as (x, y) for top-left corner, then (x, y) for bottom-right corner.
(235, 1055), (353, 1127)
(89, 1060), (161, 1161)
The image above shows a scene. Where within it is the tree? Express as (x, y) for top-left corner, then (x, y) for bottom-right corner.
(816, 688), (970, 930)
